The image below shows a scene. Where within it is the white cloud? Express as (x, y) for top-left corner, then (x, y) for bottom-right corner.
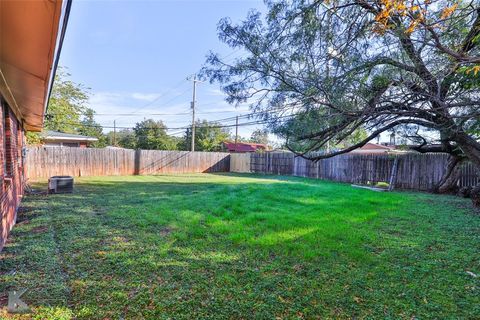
(207, 88), (226, 97)
(90, 91), (163, 105)
(87, 89), (269, 140)
(89, 91), (124, 106)
(131, 92), (161, 102)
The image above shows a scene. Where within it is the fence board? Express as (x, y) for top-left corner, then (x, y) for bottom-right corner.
(244, 152), (479, 190)
(27, 148), (480, 190)
(26, 147), (230, 180)
(230, 153), (251, 173)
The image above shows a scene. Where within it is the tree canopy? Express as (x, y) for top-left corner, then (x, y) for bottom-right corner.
(134, 119), (180, 150)
(78, 109), (108, 147)
(204, 0), (480, 173)
(250, 128), (270, 145)
(107, 129), (137, 149)
(27, 67), (106, 146)
(44, 68), (91, 134)
(183, 119), (231, 151)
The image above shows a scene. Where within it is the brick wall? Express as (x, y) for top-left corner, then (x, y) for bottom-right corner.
(0, 100), (25, 250)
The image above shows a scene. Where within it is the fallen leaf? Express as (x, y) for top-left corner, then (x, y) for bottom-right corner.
(466, 271), (478, 278)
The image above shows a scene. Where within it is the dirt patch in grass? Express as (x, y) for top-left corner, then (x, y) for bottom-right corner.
(31, 226), (48, 234)
(15, 219), (30, 226)
(16, 206), (34, 215)
(159, 227), (174, 236)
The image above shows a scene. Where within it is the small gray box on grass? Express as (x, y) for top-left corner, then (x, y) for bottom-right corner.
(48, 176), (74, 194)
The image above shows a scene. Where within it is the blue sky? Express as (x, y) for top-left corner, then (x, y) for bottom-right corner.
(59, 0), (265, 138)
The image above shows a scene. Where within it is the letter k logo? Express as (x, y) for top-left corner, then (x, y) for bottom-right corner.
(8, 289), (29, 313)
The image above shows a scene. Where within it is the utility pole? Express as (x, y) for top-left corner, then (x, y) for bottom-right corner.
(189, 75), (200, 152)
(235, 116), (239, 152)
(113, 120), (117, 146)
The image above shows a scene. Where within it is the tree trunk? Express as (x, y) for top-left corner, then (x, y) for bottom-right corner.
(434, 155), (463, 194)
(453, 133), (480, 207)
(454, 132), (480, 169)
(471, 185), (480, 208)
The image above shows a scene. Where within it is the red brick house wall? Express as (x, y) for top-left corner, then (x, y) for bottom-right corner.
(0, 0), (69, 251)
(0, 100), (25, 250)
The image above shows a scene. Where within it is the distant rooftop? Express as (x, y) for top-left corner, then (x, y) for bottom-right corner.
(42, 131), (98, 142)
(223, 141), (267, 153)
(350, 142), (406, 154)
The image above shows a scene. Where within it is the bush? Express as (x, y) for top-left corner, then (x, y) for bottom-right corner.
(471, 185), (480, 207)
(375, 181), (390, 189)
(458, 186), (472, 198)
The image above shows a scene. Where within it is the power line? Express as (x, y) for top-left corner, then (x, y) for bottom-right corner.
(45, 106), (296, 133)
(48, 109), (250, 116)
(45, 109), (252, 118)
(112, 78), (190, 121)
(47, 106), (299, 133)
(67, 112), (192, 116)
(51, 116), (291, 132)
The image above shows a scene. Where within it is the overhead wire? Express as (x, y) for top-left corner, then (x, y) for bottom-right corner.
(50, 112), (297, 132)
(45, 109), (252, 117)
(50, 104), (300, 135)
(111, 78), (190, 121)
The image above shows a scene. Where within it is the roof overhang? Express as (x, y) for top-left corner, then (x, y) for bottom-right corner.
(0, 0), (69, 131)
(44, 136), (98, 142)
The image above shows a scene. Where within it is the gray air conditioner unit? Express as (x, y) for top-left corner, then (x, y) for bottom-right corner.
(48, 176), (74, 194)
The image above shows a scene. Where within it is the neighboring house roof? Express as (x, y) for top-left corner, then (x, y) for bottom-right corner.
(0, 0), (71, 131)
(349, 142), (396, 154)
(363, 143), (394, 150)
(42, 131), (98, 142)
(223, 141), (267, 152)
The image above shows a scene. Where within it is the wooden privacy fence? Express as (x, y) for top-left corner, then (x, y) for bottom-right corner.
(233, 152), (480, 191)
(26, 147), (230, 179)
(229, 153), (251, 173)
(25, 147), (480, 190)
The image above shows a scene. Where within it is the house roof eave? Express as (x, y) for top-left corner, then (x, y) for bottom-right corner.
(0, 0), (71, 131)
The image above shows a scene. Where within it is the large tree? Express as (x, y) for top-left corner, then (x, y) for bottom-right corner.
(134, 119), (179, 150)
(44, 67), (90, 133)
(183, 119), (231, 151)
(78, 109), (107, 147)
(26, 67), (106, 145)
(107, 129), (137, 149)
(250, 128), (270, 145)
(204, 0), (480, 192)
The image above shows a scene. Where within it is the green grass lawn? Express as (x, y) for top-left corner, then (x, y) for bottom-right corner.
(0, 173), (479, 319)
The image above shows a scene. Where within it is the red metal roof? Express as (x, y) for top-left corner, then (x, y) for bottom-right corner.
(223, 141), (267, 152)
